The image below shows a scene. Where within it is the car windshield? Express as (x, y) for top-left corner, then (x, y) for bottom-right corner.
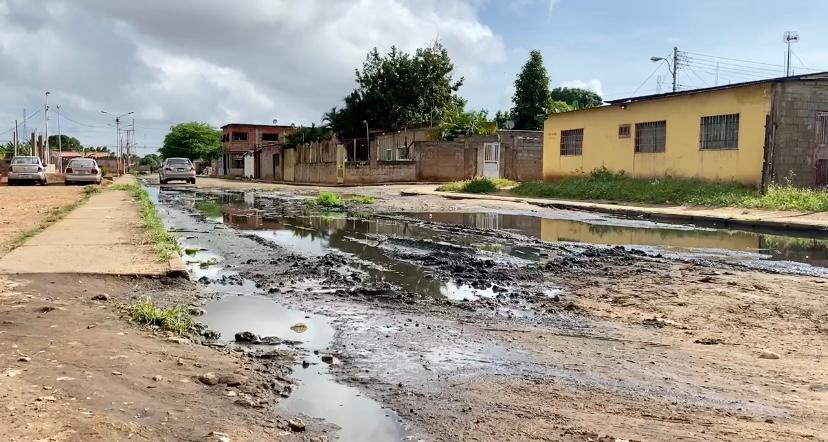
(11, 157), (38, 165)
(69, 159), (95, 168)
(166, 159), (191, 166)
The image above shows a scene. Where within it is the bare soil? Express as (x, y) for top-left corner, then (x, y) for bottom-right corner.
(0, 186), (82, 253)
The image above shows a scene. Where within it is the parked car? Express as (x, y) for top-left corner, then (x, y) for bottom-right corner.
(7, 156), (47, 185)
(64, 158), (102, 185)
(159, 157), (196, 184)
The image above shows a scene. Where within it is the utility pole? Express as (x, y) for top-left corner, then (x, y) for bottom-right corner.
(44, 92), (50, 165)
(784, 31), (800, 77)
(13, 120), (18, 156)
(56, 105), (63, 172)
(671, 46), (678, 92)
(102, 110), (134, 175)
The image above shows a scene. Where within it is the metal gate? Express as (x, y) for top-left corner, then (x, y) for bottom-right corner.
(482, 142), (500, 178)
(816, 112), (828, 187)
(336, 144), (345, 184)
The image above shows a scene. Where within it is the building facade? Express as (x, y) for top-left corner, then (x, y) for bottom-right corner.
(543, 73), (828, 188)
(218, 123), (295, 177)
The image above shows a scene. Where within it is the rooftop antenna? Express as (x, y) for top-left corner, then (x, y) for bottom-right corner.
(784, 31), (799, 77)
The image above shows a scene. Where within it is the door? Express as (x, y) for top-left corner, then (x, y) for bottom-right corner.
(336, 144), (346, 184)
(816, 112), (828, 187)
(482, 142), (500, 178)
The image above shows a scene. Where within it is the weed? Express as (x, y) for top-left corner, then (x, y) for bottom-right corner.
(199, 257), (219, 268)
(316, 191), (346, 208)
(111, 184), (180, 260)
(350, 195), (375, 204)
(125, 297), (195, 335)
(184, 248), (198, 256)
(437, 177), (517, 194)
(81, 185), (102, 197)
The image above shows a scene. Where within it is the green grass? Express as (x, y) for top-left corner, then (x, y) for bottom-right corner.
(437, 177), (518, 194)
(111, 184), (181, 260)
(316, 191), (346, 208)
(350, 195), (375, 205)
(125, 297), (196, 335)
(510, 168), (828, 212)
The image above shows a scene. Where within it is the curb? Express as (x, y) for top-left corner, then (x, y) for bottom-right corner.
(401, 189), (828, 234)
(167, 255), (190, 279)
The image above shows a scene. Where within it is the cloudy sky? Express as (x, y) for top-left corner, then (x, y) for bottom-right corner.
(1, 0), (827, 155)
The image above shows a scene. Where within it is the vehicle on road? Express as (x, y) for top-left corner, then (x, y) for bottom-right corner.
(159, 158), (196, 184)
(64, 158), (102, 185)
(7, 156), (47, 185)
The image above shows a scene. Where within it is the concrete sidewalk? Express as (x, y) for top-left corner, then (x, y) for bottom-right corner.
(0, 176), (186, 276)
(402, 187), (828, 232)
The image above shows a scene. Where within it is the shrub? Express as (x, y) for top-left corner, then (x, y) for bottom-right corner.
(126, 297), (195, 335)
(316, 191), (346, 208)
(350, 195), (375, 204)
(437, 177), (517, 194)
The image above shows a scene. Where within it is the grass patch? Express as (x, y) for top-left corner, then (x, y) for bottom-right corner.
(111, 184), (180, 260)
(316, 191), (346, 208)
(510, 168), (828, 212)
(350, 195), (375, 205)
(125, 296), (196, 335)
(437, 177), (517, 194)
(199, 257), (219, 268)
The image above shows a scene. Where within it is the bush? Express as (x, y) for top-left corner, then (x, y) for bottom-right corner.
(437, 177), (517, 194)
(316, 191), (346, 208)
(126, 297), (195, 335)
(350, 195), (375, 204)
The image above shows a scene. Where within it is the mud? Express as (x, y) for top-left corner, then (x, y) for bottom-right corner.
(150, 184), (828, 441)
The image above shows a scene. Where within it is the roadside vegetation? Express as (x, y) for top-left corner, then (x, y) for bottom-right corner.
(313, 191), (375, 209)
(510, 169), (828, 212)
(437, 177), (517, 193)
(111, 184), (180, 260)
(125, 297), (196, 335)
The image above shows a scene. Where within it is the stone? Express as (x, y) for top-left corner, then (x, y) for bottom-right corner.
(36, 396), (57, 402)
(290, 323), (308, 333)
(288, 418), (306, 432)
(17, 356), (31, 362)
(189, 307), (206, 316)
(234, 331), (261, 343)
(152, 375), (163, 382)
(201, 329), (221, 341)
(91, 293), (110, 301)
(217, 373), (248, 387)
(206, 431), (231, 442)
(198, 373), (219, 386)
(225, 390), (238, 397)
(176, 358), (185, 366)
(233, 397), (258, 408)
(111, 371), (123, 376)
(320, 355), (334, 364)
(167, 336), (191, 345)
(759, 349), (781, 360)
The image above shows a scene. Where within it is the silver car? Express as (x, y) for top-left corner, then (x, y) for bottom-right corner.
(7, 156), (47, 185)
(64, 158), (102, 185)
(159, 157), (196, 184)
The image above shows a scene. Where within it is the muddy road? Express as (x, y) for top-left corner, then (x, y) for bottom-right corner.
(151, 182), (827, 441)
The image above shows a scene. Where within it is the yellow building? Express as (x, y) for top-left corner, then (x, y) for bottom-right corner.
(543, 73), (828, 188)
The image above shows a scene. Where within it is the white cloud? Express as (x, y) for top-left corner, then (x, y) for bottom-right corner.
(560, 79), (604, 97)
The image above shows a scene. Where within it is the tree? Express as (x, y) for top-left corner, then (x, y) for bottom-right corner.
(140, 153), (162, 168)
(284, 124), (330, 148)
(549, 87), (603, 109)
(494, 110), (514, 129)
(326, 42), (463, 138)
(437, 101), (497, 140)
(511, 50), (552, 130)
(160, 122), (221, 160)
(48, 135), (83, 152)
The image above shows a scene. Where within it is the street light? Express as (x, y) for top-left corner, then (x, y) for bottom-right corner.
(101, 110), (134, 175)
(650, 46), (679, 92)
(44, 91), (50, 164)
(363, 120), (369, 155)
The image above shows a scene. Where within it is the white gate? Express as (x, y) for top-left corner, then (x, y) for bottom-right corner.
(482, 142), (501, 178)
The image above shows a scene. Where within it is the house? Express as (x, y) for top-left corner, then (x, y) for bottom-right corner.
(543, 72), (828, 188)
(217, 123), (296, 178)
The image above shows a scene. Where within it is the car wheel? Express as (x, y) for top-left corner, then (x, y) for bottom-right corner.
(7, 180), (14, 186)
(190, 178), (196, 184)
(40, 179), (47, 186)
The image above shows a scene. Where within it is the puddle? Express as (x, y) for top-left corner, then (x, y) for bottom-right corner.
(405, 212), (828, 269)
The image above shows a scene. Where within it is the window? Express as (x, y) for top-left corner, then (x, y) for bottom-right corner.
(231, 132), (248, 141)
(817, 112), (828, 145)
(635, 121), (666, 153)
(700, 114), (740, 150)
(262, 133), (280, 142)
(484, 143), (500, 162)
(230, 154), (245, 169)
(559, 129), (584, 156)
(618, 124), (631, 139)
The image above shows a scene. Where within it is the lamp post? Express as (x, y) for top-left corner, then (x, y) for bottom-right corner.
(101, 110), (134, 175)
(650, 46), (679, 92)
(56, 105), (63, 172)
(363, 120), (369, 159)
(44, 91), (50, 164)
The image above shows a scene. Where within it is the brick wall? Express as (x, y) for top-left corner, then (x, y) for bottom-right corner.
(769, 79), (828, 187)
(346, 161), (416, 184)
(499, 130), (543, 181)
(293, 163), (338, 184)
(412, 141), (469, 181)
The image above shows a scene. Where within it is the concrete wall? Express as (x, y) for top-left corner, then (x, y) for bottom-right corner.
(258, 145), (283, 181)
(499, 130), (543, 181)
(413, 141), (468, 181)
(345, 161), (416, 184)
(293, 162), (338, 184)
(543, 83), (773, 185)
(768, 79), (828, 187)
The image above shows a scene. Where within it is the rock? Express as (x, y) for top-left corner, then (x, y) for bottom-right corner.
(290, 323), (308, 333)
(198, 373), (219, 386)
(189, 307), (206, 316)
(36, 396), (57, 402)
(288, 418), (306, 432)
(320, 355), (334, 364)
(225, 390), (238, 397)
(206, 431), (231, 442)
(694, 338), (723, 345)
(167, 336), (191, 345)
(152, 375), (163, 382)
(259, 336), (283, 345)
(17, 356), (31, 362)
(217, 373), (248, 387)
(759, 349), (781, 360)
(176, 358), (185, 366)
(91, 293), (110, 301)
(641, 317), (683, 329)
(111, 371), (123, 376)
(201, 329), (221, 341)
(234, 331), (261, 343)
(233, 397), (258, 408)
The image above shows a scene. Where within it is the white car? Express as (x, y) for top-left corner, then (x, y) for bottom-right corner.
(64, 158), (102, 185)
(159, 158), (196, 184)
(7, 156), (47, 185)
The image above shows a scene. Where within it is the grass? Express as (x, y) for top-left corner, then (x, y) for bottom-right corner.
(315, 191), (346, 208)
(510, 168), (828, 212)
(125, 296), (196, 335)
(199, 257), (219, 268)
(350, 195), (376, 205)
(111, 183), (181, 260)
(437, 177), (518, 194)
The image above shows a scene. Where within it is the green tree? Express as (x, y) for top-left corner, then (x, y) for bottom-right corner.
(284, 124), (330, 148)
(326, 42), (463, 138)
(1, 141), (31, 158)
(511, 50), (552, 130)
(160, 122), (221, 160)
(549, 87), (603, 109)
(48, 135), (83, 152)
(494, 110), (514, 129)
(140, 153), (162, 167)
(437, 101), (497, 140)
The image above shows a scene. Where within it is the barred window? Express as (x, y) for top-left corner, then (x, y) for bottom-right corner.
(700, 114), (739, 150)
(560, 129), (583, 156)
(618, 124), (631, 139)
(635, 121), (666, 153)
(817, 112), (828, 145)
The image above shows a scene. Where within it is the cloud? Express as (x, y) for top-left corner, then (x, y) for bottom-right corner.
(0, 0), (506, 152)
(560, 79), (604, 97)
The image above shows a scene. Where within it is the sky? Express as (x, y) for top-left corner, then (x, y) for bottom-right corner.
(1, 0), (827, 156)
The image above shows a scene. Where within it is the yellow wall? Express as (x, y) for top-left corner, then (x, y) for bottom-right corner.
(543, 84), (773, 185)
